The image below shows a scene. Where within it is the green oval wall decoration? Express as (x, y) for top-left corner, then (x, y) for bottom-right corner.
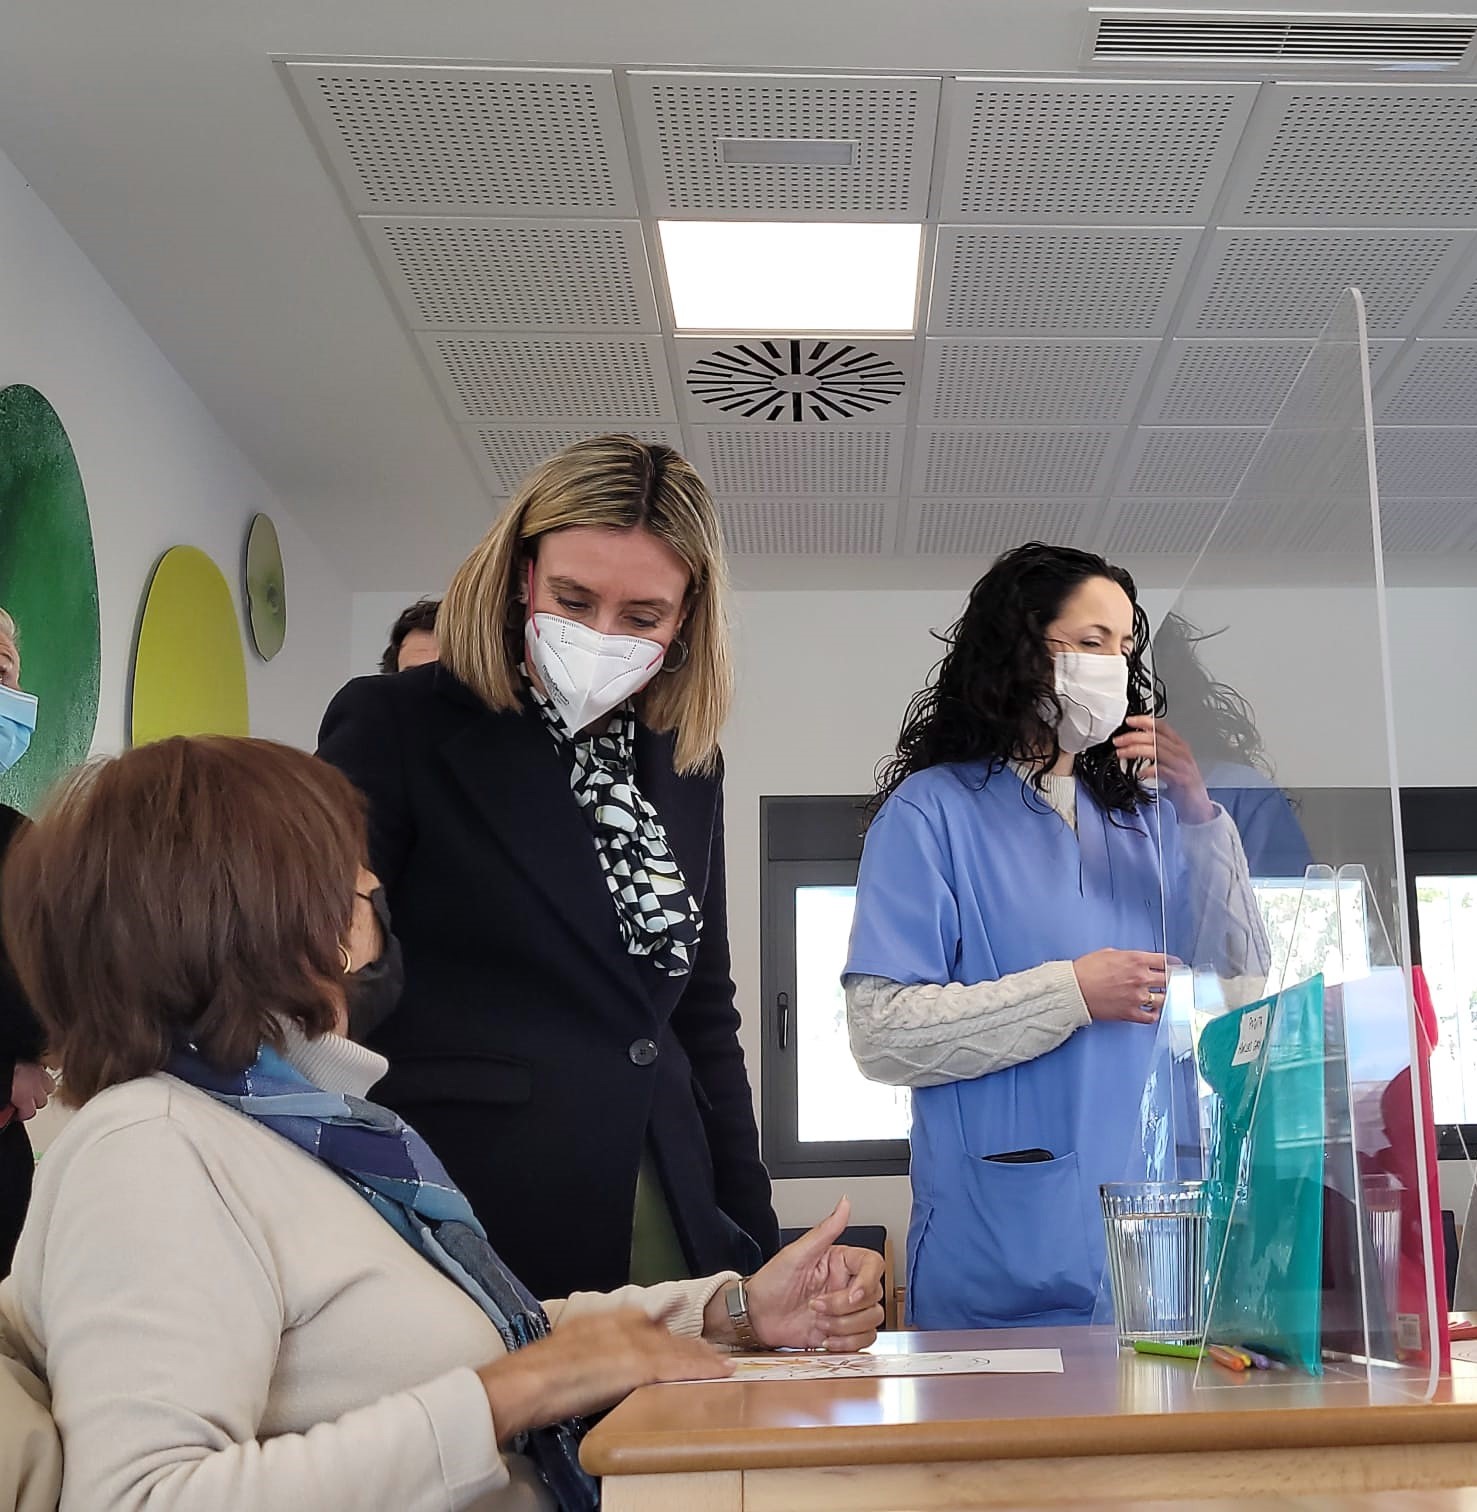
(244, 512), (287, 661)
(0, 384), (101, 814)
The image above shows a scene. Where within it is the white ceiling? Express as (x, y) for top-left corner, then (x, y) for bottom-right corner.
(4, 1), (1477, 589)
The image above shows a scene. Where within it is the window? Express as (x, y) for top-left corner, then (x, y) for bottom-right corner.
(761, 797), (909, 1178)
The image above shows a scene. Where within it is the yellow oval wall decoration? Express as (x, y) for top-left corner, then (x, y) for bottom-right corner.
(131, 546), (250, 745)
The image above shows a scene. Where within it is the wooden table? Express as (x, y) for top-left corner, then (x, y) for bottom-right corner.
(582, 1326), (1477, 1511)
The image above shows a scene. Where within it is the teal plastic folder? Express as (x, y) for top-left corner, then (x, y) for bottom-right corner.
(1196, 975), (1326, 1375)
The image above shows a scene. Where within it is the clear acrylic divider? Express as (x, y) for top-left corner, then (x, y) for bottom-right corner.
(1094, 289), (1444, 1400)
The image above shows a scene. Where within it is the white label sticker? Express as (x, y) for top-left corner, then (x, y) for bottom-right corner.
(1232, 1006), (1269, 1067)
(1397, 1314), (1423, 1352)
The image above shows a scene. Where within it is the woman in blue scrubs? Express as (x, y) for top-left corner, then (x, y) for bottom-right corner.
(845, 544), (1266, 1330)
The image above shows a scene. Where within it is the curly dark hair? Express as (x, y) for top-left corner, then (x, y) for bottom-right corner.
(1151, 612), (1270, 776)
(379, 597), (441, 675)
(873, 543), (1163, 818)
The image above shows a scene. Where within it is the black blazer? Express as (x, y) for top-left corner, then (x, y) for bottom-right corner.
(0, 803), (42, 1275)
(318, 664), (779, 1299)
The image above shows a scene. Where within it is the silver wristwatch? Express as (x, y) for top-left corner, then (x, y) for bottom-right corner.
(723, 1274), (764, 1350)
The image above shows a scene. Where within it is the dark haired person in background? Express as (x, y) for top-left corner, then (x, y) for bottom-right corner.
(379, 597), (441, 675)
(0, 608), (50, 1276)
(843, 544), (1267, 1330)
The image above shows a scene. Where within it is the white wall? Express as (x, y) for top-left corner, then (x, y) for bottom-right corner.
(1, 145), (351, 753)
(4, 145), (353, 1154)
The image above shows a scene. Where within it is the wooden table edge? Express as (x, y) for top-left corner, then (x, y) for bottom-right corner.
(581, 1398), (1477, 1477)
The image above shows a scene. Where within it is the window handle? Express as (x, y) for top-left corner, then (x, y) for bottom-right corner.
(777, 991), (790, 1051)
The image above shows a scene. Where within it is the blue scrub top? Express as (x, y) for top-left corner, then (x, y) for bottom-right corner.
(1201, 760), (1313, 883)
(845, 762), (1194, 1331)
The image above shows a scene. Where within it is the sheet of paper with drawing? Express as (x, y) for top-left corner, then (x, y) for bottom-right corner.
(720, 1348), (1065, 1382)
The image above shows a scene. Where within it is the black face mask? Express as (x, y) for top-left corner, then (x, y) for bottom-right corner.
(345, 887), (405, 1043)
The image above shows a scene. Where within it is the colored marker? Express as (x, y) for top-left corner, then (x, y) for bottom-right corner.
(1207, 1344), (1249, 1373)
(1131, 1340), (1203, 1361)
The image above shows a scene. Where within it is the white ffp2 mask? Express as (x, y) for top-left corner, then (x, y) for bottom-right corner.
(1051, 652), (1129, 755)
(525, 613), (665, 736)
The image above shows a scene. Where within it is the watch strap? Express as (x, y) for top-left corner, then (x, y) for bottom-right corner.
(724, 1275), (764, 1351)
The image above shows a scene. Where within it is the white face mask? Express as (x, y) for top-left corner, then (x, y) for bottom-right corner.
(1050, 651), (1129, 755)
(525, 613), (665, 736)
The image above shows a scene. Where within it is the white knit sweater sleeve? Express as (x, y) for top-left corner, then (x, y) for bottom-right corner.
(30, 1115), (506, 1512)
(1179, 805), (1272, 978)
(845, 963), (1091, 1088)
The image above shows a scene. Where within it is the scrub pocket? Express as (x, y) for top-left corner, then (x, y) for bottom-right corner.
(911, 1150), (1097, 1327)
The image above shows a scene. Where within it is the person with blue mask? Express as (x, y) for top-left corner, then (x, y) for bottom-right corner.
(844, 544), (1268, 1331)
(0, 607), (52, 1275)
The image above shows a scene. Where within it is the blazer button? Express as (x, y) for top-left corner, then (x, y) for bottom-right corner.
(628, 1038), (659, 1067)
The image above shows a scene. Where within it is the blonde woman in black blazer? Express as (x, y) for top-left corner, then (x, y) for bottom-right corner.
(319, 436), (778, 1300)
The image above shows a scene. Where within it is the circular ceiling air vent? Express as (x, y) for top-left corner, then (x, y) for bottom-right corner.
(686, 339), (906, 422)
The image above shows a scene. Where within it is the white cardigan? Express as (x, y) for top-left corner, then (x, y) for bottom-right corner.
(0, 1032), (732, 1512)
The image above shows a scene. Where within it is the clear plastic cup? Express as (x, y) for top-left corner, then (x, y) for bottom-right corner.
(1100, 1181), (1208, 1347)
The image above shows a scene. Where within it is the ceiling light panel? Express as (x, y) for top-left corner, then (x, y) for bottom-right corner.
(1118, 427), (1266, 498)
(659, 221), (922, 333)
(719, 498), (895, 554)
(941, 78), (1256, 223)
(929, 228), (1201, 336)
(1180, 229), (1471, 337)
(913, 500), (1101, 557)
(1144, 339), (1400, 425)
(283, 63), (637, 215)
(627, 72), (938, 219)
(1220, 85), (1477, 226)
(363, 218), (658, 331)
(914, 428), (1123, 496)
(469, 424), (685, 495)
(920, 340), (1158, 424)
(689, 427), (903, 494)
(418, 335), (674, 421)
(676, 337), (913, 424)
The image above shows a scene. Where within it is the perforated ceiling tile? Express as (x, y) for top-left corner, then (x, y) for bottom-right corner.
(1374, 427), (1477, 497)
(418, 336), (674, 421)
(283, 63), (637, 214)
(469, 425), (685, 494)
(676, 337), (912, 424)
(363, 219), (658, 330)
(1179, 229), (1469, 337)
(627, 72), (938, 218)
(1379, 341), (1477, 424)
(913, 500), (1099, 556)
(1100, 498), (1230, 557)
(689, 427), (902, 494)
(1221, 85), (1477, 226)
(1144, 340), (1400, 426)
(914, 428), (1121, 496)
(929, 229), (1200, 336)
(718, 498), (893, 554)
(940, 79), (1255, 223)
(1118, 428), (1266, 498)
(1422, 263), (1477, 336)
(919, 341), (1157, 424)
(1378, 498), (1477, 552)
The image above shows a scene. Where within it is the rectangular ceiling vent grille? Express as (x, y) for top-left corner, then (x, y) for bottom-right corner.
(1089, 10), (1477, 66)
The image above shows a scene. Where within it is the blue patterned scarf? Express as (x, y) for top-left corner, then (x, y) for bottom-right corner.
(167, 1042), (598, 1512)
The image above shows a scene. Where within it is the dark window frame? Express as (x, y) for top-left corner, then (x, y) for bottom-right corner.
(1400, 788), (1477, 1162)
(759, 795), (909, 1179)
(761, 788), (1477, 1179)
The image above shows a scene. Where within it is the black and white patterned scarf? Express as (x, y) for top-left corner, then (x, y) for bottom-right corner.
(529, 681), (703, 978)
